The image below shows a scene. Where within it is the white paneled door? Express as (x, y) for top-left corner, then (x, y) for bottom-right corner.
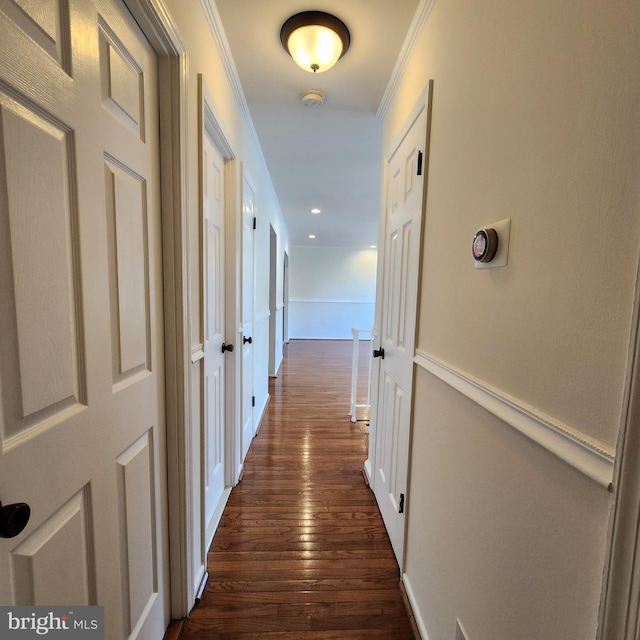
(0, 1), (169, 638)
(202, 131), (226, 546)
(241, 178), (255, 462)
(373, 101), (429, 567)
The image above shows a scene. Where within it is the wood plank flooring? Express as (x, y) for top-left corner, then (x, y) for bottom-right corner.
(177, 339), (416, 639)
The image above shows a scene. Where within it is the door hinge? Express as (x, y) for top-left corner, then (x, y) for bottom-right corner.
(399, 493), (405, 514)
(253, 217), (257, 230)
(417, 151), (423, 176)
(252, 395), (255, 407)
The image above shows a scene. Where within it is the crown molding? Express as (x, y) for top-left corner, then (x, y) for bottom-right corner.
(199, 0), (251, 130)
(199, 0), (285, 219)
(377, 0), (436, 119)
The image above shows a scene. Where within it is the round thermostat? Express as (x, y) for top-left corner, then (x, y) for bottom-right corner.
(472, 228), (499, 263)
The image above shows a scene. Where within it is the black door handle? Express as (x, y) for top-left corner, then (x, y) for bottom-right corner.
(373, 347), (385, 359)
(221, 343), (234, 353)
(0, 501), (31, 538)
(243, 336), (253, 345)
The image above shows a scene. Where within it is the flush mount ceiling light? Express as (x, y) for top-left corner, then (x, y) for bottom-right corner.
(280, 11), (350, 73)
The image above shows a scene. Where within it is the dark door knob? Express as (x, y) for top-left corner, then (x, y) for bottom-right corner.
(0, 501), (31, 538)
(221, 343), (234, 353)
(373, 347), (385, 359)
(243, 336), (253, 344)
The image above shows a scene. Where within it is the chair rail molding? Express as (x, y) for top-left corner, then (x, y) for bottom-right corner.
(414, 350), (615, 489)
(255, 308), (271, 323)
(290, 298), (375, 305)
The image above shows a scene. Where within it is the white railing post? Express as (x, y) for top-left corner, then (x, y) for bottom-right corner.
(349, 327), (373, 422)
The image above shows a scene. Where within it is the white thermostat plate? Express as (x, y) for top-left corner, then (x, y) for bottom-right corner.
(475, 218), (511, 269)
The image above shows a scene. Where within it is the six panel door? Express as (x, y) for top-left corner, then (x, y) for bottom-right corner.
(0, 1), (170, 637)
(202, 131), (227, 548)
(373, 106), (427, 567)
(241, 178), (255, 463)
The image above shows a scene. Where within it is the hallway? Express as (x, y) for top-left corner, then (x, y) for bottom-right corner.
(176, 340), (417, 639)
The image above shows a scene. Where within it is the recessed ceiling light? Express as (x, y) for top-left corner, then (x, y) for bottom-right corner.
(308, 234), (316, 239)
(311, 208), (321, 214)
(370, 245), (377, 249)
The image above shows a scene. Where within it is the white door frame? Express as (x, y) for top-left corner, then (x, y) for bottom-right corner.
(196, 75), (239, 603)
(283, 251), (290, 345)
(225, 164), (246, 483)
(598, 251), (640, 639)
(120, 0), (194, 619)
(240, 175), (257, 456)
(269, 225), (278, 376)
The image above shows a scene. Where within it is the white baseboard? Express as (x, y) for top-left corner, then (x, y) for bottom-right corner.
(254, 393), (271, 436)
(363, 458), (373, 486)
(402, 573), (430, 640)
(205, 486), (232, 552)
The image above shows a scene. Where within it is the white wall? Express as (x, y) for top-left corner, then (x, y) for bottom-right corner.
(290, 245), (377, 339)
(377, 0), (640, 638)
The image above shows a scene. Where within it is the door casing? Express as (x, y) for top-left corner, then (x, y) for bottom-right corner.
(121, 0), (193, 618)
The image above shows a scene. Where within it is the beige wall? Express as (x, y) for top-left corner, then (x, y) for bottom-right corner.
(409, 370), (611, 639)
(384, 0), (640, 638)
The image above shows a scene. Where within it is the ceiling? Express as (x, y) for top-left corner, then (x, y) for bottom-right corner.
(214, 0), (420, 249)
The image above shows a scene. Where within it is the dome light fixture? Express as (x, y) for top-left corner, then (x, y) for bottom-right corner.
(280, 11), (351, 73)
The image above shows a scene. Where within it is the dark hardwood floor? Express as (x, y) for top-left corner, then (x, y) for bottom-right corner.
(176, 339), (417, 639)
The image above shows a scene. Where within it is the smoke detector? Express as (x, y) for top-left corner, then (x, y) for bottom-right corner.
(301, 89), (324, 108)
